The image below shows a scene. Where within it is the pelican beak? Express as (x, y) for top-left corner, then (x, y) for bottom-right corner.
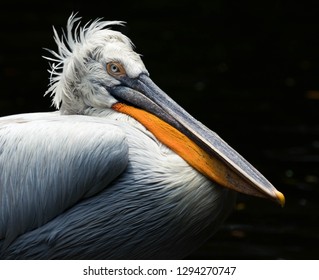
(111, 73), (285, 207)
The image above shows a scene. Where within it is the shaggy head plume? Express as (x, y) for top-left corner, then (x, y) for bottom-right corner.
(44, 14), (136, 112)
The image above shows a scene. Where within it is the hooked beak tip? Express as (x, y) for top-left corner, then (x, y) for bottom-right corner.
(275, 190), (285, 207)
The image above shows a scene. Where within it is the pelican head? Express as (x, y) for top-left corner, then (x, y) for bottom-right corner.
(46, 15), (147, 114)
(45, 14), (285, 206)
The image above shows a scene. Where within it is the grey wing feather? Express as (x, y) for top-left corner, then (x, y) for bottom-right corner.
(0, 113), (129, 246)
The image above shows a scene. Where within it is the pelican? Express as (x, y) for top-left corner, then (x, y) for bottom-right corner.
(0, 14), (284, 259)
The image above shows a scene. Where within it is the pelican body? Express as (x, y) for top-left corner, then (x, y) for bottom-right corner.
(0, 15), (284, 259)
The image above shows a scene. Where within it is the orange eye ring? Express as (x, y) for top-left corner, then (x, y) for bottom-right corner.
(106, 62), (126, 77)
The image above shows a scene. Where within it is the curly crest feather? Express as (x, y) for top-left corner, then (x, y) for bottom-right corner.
(44, 14), (130, 110)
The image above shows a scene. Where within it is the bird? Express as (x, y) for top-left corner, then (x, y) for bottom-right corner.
(0, 14), (285, 259)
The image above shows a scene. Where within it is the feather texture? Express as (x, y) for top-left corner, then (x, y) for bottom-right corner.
(0, 113), (128, 248)
(0, 14), (244, 259)
(44, 14), (130, 110)
(0, 112), (235, 259)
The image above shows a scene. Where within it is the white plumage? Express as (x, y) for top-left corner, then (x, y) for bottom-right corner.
(0, 14), (283, 259)
(45, 15), (145, 113)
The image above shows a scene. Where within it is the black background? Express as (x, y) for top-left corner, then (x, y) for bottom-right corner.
(0, 0), (318, 259)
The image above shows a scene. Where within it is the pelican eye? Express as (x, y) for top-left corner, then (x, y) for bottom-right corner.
(106, 62), (126, 77)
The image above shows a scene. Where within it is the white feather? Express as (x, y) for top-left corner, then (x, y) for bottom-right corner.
(0, 14), (237, 259)
(44, 13), (145, 113)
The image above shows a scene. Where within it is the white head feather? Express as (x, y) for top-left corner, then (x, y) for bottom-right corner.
(44, 14), (147, 114)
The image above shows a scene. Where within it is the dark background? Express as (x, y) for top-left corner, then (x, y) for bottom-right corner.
(0, 0), (318, 259)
